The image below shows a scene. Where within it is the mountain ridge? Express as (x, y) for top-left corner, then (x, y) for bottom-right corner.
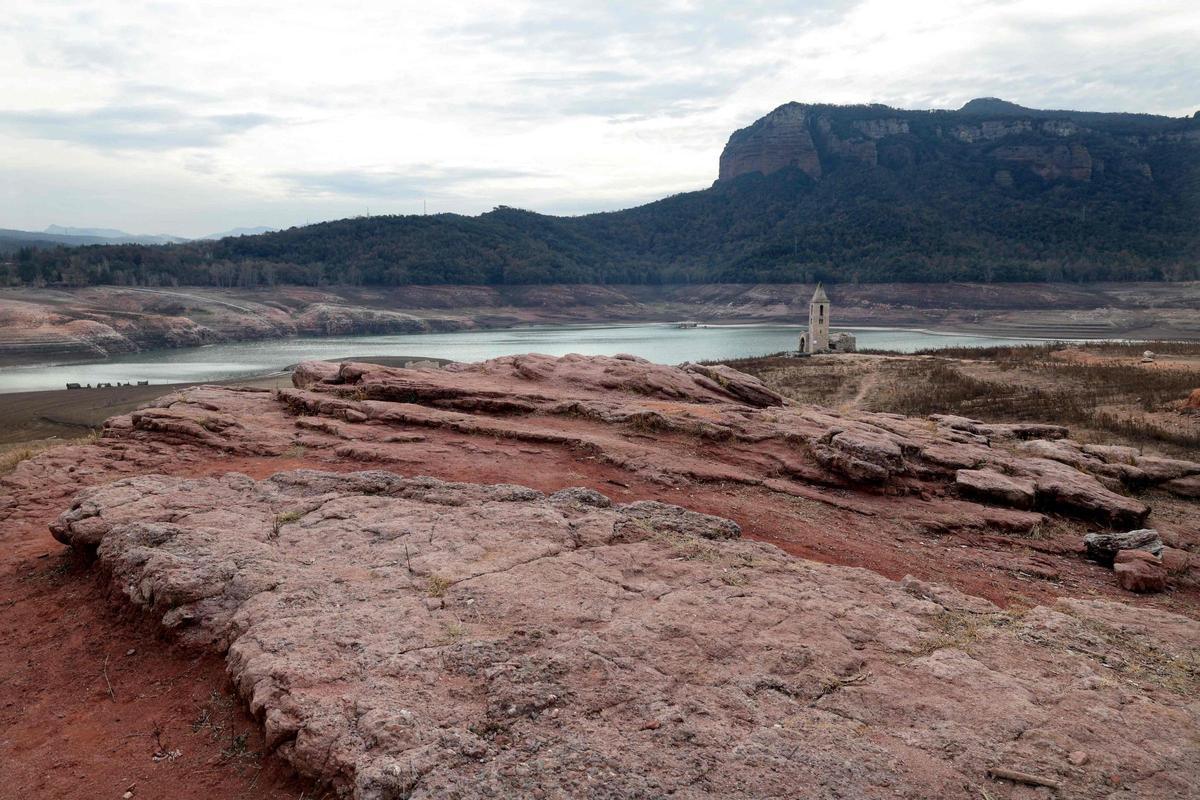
(5, 98), (1199, 287)
(0, 224), (281, 253)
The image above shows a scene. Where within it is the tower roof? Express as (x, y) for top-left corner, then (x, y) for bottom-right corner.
(810, 283), (828, 303)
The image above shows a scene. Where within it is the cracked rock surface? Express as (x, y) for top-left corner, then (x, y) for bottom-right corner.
(52, 470), (1200, 799)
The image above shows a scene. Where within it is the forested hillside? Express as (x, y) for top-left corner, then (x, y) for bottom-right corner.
(6, 99), (1198, 288)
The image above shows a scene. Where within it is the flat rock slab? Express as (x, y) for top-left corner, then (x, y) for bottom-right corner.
(53, 470), (1200, 799)
(956, 468), (1036, 509)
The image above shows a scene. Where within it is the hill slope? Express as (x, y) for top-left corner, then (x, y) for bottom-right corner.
(6, 98), (1199, 287)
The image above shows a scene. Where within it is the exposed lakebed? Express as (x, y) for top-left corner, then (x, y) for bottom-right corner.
(0, 322), (1108, 393)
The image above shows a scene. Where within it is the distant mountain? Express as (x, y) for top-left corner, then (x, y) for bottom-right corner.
(0, 226), (187, 252)
(44, 224), (134, 239)
(0, 227), (123, 253)
(0, 224), (277, 254)
(198, 226), (278, 240)
(7, 98), (1199, 286)
(43, 225), (188, 244)
(958, 97), (1035, 115)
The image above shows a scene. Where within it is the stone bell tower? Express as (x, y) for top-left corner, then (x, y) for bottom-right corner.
(806, 283), (829, 353)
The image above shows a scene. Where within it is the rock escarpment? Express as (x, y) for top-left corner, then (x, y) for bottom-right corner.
(716, 98), (1188, 186)
(52, 469), (1200, 799)
(718, 103), (823, 181)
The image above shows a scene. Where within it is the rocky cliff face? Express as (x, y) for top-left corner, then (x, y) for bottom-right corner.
(718, 103), (823, 180)
(717, 98), (1191, 186)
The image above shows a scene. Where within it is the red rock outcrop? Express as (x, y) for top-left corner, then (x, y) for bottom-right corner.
(5, 354), (1199, 798)
(1114, 549), (1169, 592)
(8, 355), (1190, 539)
(50, 469), (1200, 799)
(281, 357), (1166, 525)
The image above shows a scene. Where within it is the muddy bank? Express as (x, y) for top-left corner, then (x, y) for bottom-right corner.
(2, 281), (1198, 367)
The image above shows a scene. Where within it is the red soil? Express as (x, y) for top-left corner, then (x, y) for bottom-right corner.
(0, 458), (325, 799)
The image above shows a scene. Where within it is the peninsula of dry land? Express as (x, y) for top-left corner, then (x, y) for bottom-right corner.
(1, 345), (1198, 798)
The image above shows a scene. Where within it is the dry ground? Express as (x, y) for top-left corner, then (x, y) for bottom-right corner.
(726, 341), (1200, 458)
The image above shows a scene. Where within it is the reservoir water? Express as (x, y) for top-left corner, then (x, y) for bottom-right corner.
(0, 323), (1084, 394)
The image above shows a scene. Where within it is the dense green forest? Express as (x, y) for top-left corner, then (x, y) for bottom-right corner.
(6, 103), (1199, 288)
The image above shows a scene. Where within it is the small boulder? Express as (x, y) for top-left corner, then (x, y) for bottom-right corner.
(1024, 459), (1149, 527)
(830, 430), (905, 473)
(955, 468), (1036, 509)
(1080, 444), (1140, 465)
(1083, 529), (1163, 567)
(1113, 550), (1168, 593)
(682, 363), (784, 408)
(293, 360), (343, 387)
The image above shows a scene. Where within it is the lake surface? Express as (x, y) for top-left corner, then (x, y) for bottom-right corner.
(0, 323), (1085, 394)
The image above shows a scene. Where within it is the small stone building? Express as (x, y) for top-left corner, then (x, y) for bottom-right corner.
(798, 284), (856, 354)
(829, 331), (857, 352)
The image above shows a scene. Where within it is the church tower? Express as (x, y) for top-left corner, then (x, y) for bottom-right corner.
(806, 283), (829, 353)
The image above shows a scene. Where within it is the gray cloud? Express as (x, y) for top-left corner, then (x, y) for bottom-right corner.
(435, 4), (824, 123)
(485, 70), (760, 122)
(446, 2), (850, 57)
(0, 105), (279, 151)
(2, 0), (1197, 237)
(276, 166), (545, 200)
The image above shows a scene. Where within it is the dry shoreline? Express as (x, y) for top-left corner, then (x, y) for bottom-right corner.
(3, 281), (1199, 368)
(0, 323), (1189, 449)
(0, 356), (457, 448)
(0, 374), (292, 447)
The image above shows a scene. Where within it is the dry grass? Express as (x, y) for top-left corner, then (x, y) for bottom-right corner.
(1077, 619), (1200, 696)
(650, 528), (722, 562)
(280, 443), (307, 459)
(425, 574), (452, 597)
(269, 509), (304, 540)
(0, 428), (103, 474)
(439, 620), (468, 643)
(719, 355), (866, 406)
(735, 346), (1200, 454)
(862, 357), (1199, 452)
(0, 445), (39, 475)
(912, 609), (1025, 657)
(911, 341), (1200, 360)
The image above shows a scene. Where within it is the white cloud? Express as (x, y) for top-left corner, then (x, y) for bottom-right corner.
(0, 0), (1196, 236)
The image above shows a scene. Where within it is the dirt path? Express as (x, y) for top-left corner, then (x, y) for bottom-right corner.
(845, 368), (880, 409)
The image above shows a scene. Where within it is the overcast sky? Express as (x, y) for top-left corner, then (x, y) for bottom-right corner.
(1, 0), (1197, 237)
